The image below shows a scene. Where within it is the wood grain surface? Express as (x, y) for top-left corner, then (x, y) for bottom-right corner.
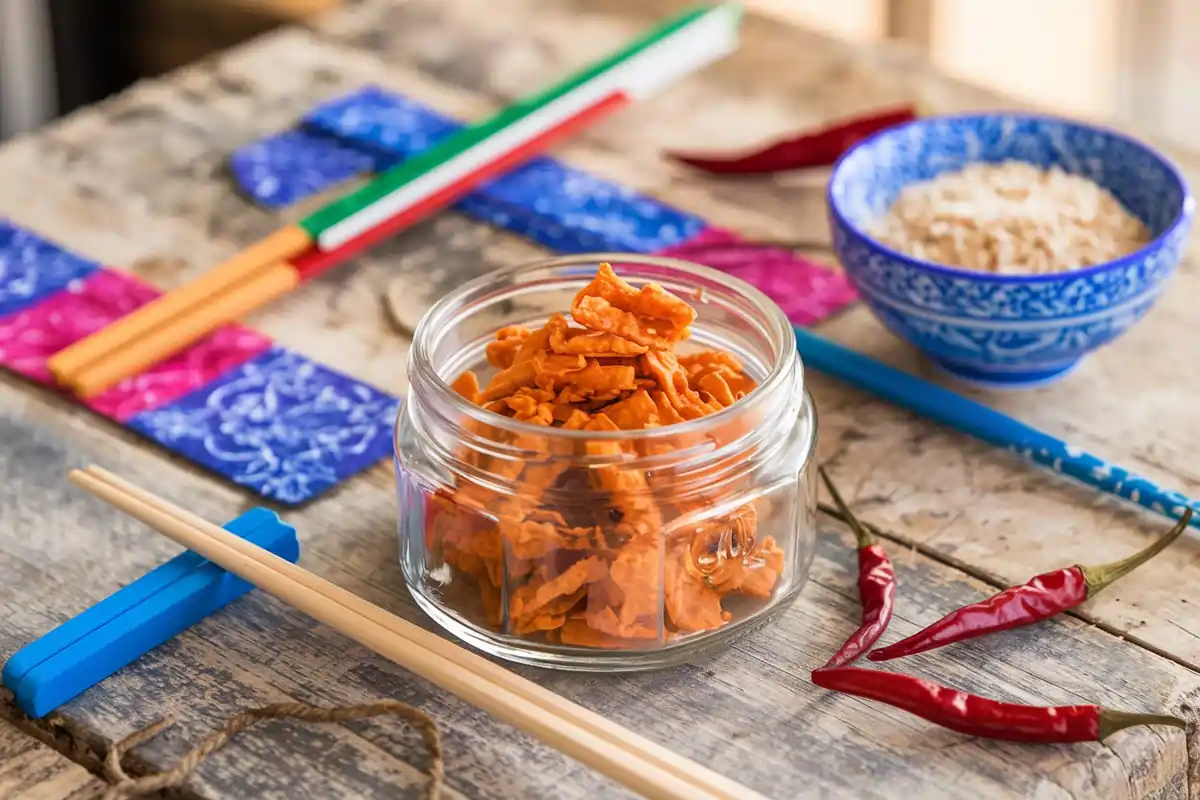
(1, 1), (1200, 798)
(0, 715), (102, 800)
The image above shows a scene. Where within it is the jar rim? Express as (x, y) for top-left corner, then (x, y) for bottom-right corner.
(406, 252), (800, 442)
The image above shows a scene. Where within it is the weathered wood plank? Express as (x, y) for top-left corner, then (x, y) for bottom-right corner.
(0, 714), (102, 800)
(0, 1), (1198, 798)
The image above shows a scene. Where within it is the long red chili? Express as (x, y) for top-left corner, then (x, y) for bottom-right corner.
(665, 105), (916, 175)
(818, 467), (895, 669)
(869, 508), (1193, 663)
(811, 667), (1185, 742)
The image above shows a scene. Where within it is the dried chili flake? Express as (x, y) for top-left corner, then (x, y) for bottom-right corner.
(601, 390), (660, 430)
(486, 325), (532, 368)
(651, 391), (686, 425)
(696, 371), (736, 407)
(570, 265), (696, 348)
(608, 542), (663, 628)
(548, 312), (649, 357)
(510, 556), (608, 626)
(450, 371), (483, 404)
(561, 409), (593, 430)
(558, 361), (638, 400)
(433, 263), (780, 646)
(679, 350), (742, 374)
(481, 361), (537, 401)
(665, 538), (729, 632)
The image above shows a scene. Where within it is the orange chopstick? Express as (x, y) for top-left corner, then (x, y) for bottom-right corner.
(67, 263), (301, 397)
(47, 225), (311, 387)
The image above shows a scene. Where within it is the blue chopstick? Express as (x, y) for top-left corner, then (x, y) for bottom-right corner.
(793, 326), (1199, 526)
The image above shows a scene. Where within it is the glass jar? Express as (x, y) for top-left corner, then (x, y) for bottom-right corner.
(394, 253), (818, 671)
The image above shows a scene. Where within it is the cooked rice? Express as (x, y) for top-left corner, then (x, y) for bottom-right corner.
(867, 161), (1150, 275)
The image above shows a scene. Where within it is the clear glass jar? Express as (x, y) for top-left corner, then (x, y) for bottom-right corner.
(394, 254), (818, 671)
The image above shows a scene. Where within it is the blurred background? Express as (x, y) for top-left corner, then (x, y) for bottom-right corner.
(0, 0), (344, 139)
(1, 0), (1196, 148)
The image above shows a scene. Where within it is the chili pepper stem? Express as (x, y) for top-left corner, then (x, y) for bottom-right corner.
(818, 502), (881, 535)
(818, 467), (874, 548)
(1098, 709), (1187, 739)
(1079, 509), (1193, 595)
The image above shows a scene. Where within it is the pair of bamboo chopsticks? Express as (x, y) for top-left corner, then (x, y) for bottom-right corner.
(47, 4), (742, 399)
(70, 465), (768, 800)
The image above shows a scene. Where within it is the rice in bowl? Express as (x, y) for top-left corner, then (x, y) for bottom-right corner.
(867, 161), (1150, 275)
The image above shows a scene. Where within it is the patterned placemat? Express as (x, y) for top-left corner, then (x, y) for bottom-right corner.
(230, 86), (858, 325)
(0, 87), (857, 507)
(0, 223), (398, 506)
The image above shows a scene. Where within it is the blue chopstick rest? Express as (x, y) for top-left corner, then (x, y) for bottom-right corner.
(2, 507), (300, 719)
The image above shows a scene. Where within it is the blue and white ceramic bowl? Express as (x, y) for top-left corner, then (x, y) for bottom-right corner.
(827, 113), (1194, 389)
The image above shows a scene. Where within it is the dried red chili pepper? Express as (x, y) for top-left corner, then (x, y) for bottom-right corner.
(818, 467), (895, 669)
(811, 666), (1186, 743)
(868, 509), (1192, 663)
(665, 106), (916, 175)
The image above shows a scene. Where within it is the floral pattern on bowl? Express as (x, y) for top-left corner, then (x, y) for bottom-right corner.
(827, 113), (1194, 389)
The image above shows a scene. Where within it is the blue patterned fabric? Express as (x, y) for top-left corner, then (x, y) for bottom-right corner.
(303, 85), (461, 162)
(0, 222), (99, 318)
(230, 85), (706, 251)
(128, 347), (401, 505)
(453, 193), (613, 254)
(827, 113), (1194, 388)
(228, 131), (385, 210)
(469, 157), (706, 252)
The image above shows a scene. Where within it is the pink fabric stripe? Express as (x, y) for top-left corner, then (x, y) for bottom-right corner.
(0, 268), (273, 422)
(655, 226), (858, 326)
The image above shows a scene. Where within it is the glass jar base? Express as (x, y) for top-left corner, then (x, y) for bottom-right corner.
(409, 586), (805, 672)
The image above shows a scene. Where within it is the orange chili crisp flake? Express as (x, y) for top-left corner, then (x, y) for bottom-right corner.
(431, 263), (784, 646)
(485, 325), (532, 369)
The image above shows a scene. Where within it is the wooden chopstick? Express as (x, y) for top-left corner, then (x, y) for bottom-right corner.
(66, 263), (301, 397)
(47, 226), (311, 386)
(71, 467), (768, 800)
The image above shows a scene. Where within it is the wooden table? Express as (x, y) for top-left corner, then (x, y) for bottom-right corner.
(0, 716), (101, 799)
(2, 1), (1200, 797)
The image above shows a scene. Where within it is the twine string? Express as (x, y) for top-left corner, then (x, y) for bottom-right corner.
(100, 700), (443, 800)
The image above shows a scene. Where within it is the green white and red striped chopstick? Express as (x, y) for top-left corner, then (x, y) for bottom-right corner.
(310, 2), (742, 249)
(48, 3), (742, 397)
(291, 93), (632, 280)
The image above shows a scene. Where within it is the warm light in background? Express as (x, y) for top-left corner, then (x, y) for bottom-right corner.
(3, 0), (1199, 149)
(746, 0), (885, 42)
(931, 0), (1121, 119)
(741, 0), (1123, 120)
